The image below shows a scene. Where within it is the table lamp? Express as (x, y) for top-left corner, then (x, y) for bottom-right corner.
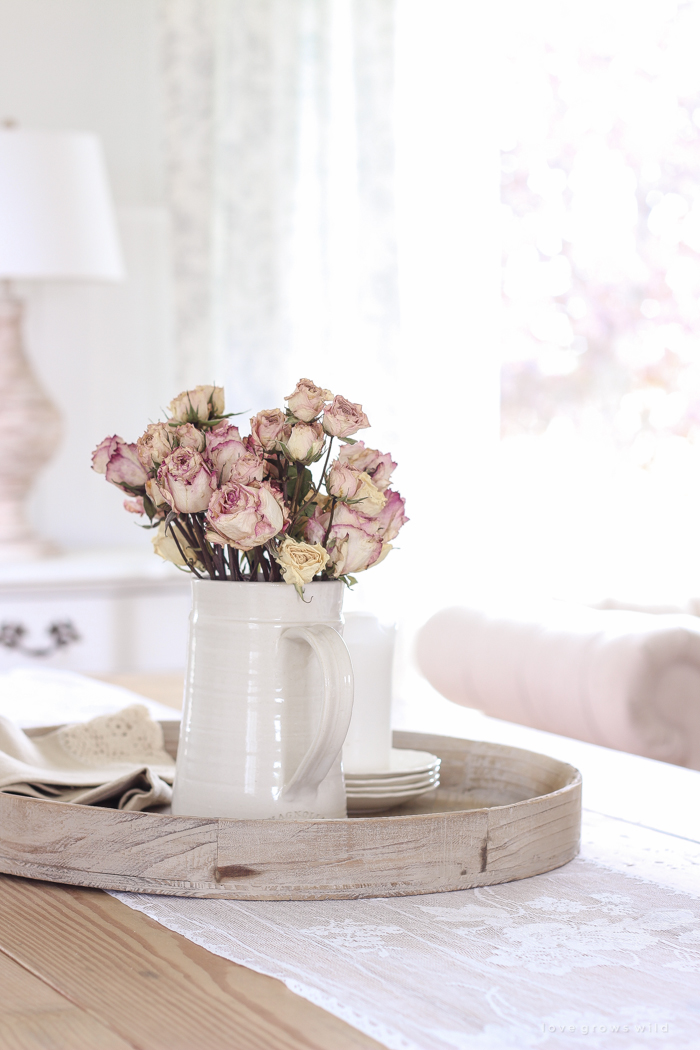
(0, 127), (124, 561)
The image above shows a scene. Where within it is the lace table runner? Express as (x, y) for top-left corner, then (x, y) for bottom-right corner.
(113, 812), (700, 1049)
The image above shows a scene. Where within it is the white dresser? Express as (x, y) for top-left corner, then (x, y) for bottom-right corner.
(0, 549), (191, 674)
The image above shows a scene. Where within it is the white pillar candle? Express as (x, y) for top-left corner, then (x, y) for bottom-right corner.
(342, 612), (396, 774)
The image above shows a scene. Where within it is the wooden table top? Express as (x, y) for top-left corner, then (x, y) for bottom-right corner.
(0, 872), (384, 1050)
(7, 671), (698, 1049)
(2, 672), (382, 1050)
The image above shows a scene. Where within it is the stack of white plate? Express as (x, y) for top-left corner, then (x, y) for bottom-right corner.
(345, 748), (441, 814)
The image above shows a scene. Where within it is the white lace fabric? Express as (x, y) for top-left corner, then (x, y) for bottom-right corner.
(113, 811), (700, 1049)
(0, 703), (175, 809)
(54, 706), (171, 767)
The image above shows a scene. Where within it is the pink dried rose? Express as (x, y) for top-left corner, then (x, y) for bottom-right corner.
(92, 436), (149, 492)
(151, 520), (203, 569)
(327, 464), (386, 517)
(228, 450), (266, 484)
(206, 480), (284, 550)
(304, 503), (329, 546)
(176, 423), (206, 452)
(206, 423), (250, 483)
(284, 378), (332, 422)
(123, 497), (145, 515)
(136, 423), (174, 470)
(167, 385), (225, 424)
(322, 396), (370, 439)
(92, 435), (119, 473)
(374, 489), (408, 541)
(250, 409), (292, 451)
(337, 441), (396, 491)
(286, 421), (325, 463)
(157, 448), (215, 513)
(327, 524), (384, 575)
(327, 462), (361, 499)
(303, 503), (383, 575)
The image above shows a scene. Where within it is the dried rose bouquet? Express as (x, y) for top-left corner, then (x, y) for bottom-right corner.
(92, 381), (407, 592)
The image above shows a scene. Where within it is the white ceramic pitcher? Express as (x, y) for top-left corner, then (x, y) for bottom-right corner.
(171, 579), (354, 820)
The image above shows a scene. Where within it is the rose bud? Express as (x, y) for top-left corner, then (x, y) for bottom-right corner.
(249, 408), (292, 451)
(304, 504), (330, 546)
(228, 450), (266, 484)
(136, 422), (174, 469)
(322, 395), (370, 438)
(327, 462), (361, 499)
(176, 423), (206, 452)
(92, 435), (149, 492)
(284, 378), (332, 422)
(337, 441), (396, 491)
(206, 480), (284, 550)
(123, 497), (145, 515)
(285, 421), (324, 463)
(167, 385), (225, 424)
(275, 538), (329, 587)
(146, 476), (168, 507)
(157, 448), (216, 513)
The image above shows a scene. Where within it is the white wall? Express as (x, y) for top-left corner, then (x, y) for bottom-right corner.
(0, 0), (172, 550)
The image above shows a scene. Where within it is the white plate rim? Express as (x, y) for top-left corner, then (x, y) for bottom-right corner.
(344, 748), (441, 778)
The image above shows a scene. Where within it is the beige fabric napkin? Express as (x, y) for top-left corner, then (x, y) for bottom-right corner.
(0, 704), (175, 811)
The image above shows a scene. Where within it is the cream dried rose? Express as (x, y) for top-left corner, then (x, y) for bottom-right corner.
(275, 538), (329, 587)
(167, 385), (225, 424)
(151, 520), (203, 569)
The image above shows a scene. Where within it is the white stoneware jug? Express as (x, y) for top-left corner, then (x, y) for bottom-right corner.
(171, 579), (354, 820)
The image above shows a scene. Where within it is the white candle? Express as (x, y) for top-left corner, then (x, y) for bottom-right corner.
(342, 612), (396, 774)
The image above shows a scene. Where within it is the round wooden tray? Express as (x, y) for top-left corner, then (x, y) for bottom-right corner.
(0, 724), (581, 900)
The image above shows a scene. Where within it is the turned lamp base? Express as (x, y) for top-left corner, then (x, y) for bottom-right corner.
(0, 294), (61, 561)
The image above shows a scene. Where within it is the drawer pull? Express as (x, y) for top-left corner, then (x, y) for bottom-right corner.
(0, 620), (81, 658)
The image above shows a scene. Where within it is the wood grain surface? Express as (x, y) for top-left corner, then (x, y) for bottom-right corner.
(0, 731), (582, 900)
(0, 873), (383, 1050)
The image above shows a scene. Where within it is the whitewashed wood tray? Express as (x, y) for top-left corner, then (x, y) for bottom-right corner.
(0, 725), (581, 900)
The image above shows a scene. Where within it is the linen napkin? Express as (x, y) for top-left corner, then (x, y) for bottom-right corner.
(416, 601), (700, 769)
(0, 704), (175, 811)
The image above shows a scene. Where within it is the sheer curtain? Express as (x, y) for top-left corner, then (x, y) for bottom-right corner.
(160, 0), (397, 414)
(159, 0), (501, 638)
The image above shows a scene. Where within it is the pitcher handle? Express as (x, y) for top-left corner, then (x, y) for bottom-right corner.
(281, 624), (354, 801)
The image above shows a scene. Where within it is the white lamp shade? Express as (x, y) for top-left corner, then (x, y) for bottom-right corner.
(0, 129), (124, 280)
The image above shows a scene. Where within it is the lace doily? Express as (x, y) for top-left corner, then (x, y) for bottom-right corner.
(56, 705), (171, 766)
